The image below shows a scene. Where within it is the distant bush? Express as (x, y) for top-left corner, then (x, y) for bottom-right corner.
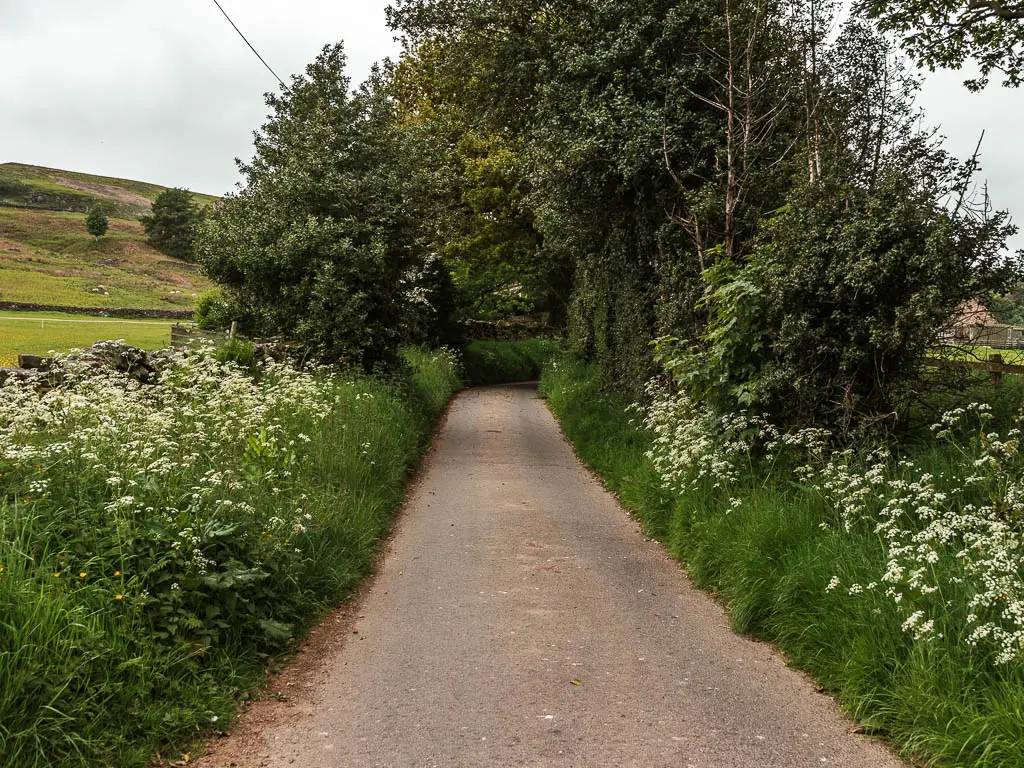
(85, 205), (109, 238)
(0, 180), (31, 200)
(141, 188), (204, 263)
(194, 288), (234, 330)
(461, 339), (558, 385)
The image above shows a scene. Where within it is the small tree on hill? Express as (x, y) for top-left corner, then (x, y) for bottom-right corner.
(85, 204), (109, 238)
(141, 188), (204, 262)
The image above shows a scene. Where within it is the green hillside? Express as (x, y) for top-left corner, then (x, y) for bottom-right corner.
(0, 162), (218, 219)
(0, 163), (216, 311)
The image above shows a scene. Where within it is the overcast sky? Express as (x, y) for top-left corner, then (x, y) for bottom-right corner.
(0, 0), (401, 196)
(1, 1), (1022, 248)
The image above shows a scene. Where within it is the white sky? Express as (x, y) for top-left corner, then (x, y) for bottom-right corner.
(0, 1), (1021, 249)
(918, 68), (1024, 249)
(0, 0), (401, 196)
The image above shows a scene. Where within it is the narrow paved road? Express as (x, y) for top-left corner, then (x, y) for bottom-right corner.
(201, 384), (905, 768)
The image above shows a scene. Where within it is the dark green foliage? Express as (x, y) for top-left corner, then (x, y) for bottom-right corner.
(390, 1), (1019, 427)
(987, 281), (1024, 325)
(197, 44), (453, 370)
(214, 338), (256, 369)
(460, 339), (558, 385)
(0, 180), (32, 199)
(193, 289), (235, 331)
(387, 37), (565, 323)
(864, 0), (1024, 89)
(689, 170), (1017, 428)
(140, 188), (204, 262)
(84, 205), (108, 238)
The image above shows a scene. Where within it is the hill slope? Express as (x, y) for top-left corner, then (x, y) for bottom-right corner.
(0, 163), (215, 310)
(0, 162), (219, 219)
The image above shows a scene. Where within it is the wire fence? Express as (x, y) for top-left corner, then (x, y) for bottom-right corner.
(0, 315), (176, 327)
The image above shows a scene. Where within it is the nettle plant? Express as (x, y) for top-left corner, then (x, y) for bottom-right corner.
(641, 381), (1024, 666)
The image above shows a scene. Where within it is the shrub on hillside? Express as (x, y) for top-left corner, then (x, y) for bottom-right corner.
(85, 205), (109, 238)
(141, 188), (204, 262)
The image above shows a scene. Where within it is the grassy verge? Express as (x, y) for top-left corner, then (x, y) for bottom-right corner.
(461, 338), (559, 385)
(0, 347), (461, 767)
(0, 311), (177, 365)
(540, 356), (1024, 768)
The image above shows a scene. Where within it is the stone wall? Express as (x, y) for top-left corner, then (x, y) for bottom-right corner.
(0, 301), (193, 320)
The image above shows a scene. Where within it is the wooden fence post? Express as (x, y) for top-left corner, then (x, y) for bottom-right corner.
(990, 353), (1004, 386)
(229, 320), (238, 340)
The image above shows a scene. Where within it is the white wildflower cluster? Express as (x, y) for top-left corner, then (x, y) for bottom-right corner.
(640, 379), (1024, 666)
(399, 254), (442, 309)
(641, 382), (831, 494)
(0, 349), (343, 583)
(640, 383), (751, 492)
(435, 346), (461, 370)
(809, 404), (1024, 664)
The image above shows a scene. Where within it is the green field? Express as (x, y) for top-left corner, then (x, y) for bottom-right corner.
(0, 311), (175, 365)
(943, 344), (1024, 365)
(0, 207), (212, 309)
(0, 163), (216, 312)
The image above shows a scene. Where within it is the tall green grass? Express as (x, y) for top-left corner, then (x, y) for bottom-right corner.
(0, 348), (461, 767)
(540, 356), (1024, 768)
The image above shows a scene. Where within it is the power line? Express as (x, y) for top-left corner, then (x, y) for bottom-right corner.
(210, 0), (289, 90)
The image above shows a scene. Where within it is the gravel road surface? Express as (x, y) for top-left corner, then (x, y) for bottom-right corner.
(199, 384), (905, 768)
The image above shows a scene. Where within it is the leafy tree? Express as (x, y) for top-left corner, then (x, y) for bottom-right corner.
(388, 33), (563, 322)
(987, 280), (1024, 324)
(692, 169), (1016, 430)
(864, 0), (1024, 89)
(141, 188), (204, 262)
(193, 288), (236, 330)
(85, 204), (109, 237)
(197, 44), (453, 368)
(669, 14), (1021, 429)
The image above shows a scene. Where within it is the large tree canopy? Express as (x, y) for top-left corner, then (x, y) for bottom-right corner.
(194, 1), (1019, 428)
(197, 44), (454, 368)
(864, 0), (1024, 88)
(386, 0), (1019, 424)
